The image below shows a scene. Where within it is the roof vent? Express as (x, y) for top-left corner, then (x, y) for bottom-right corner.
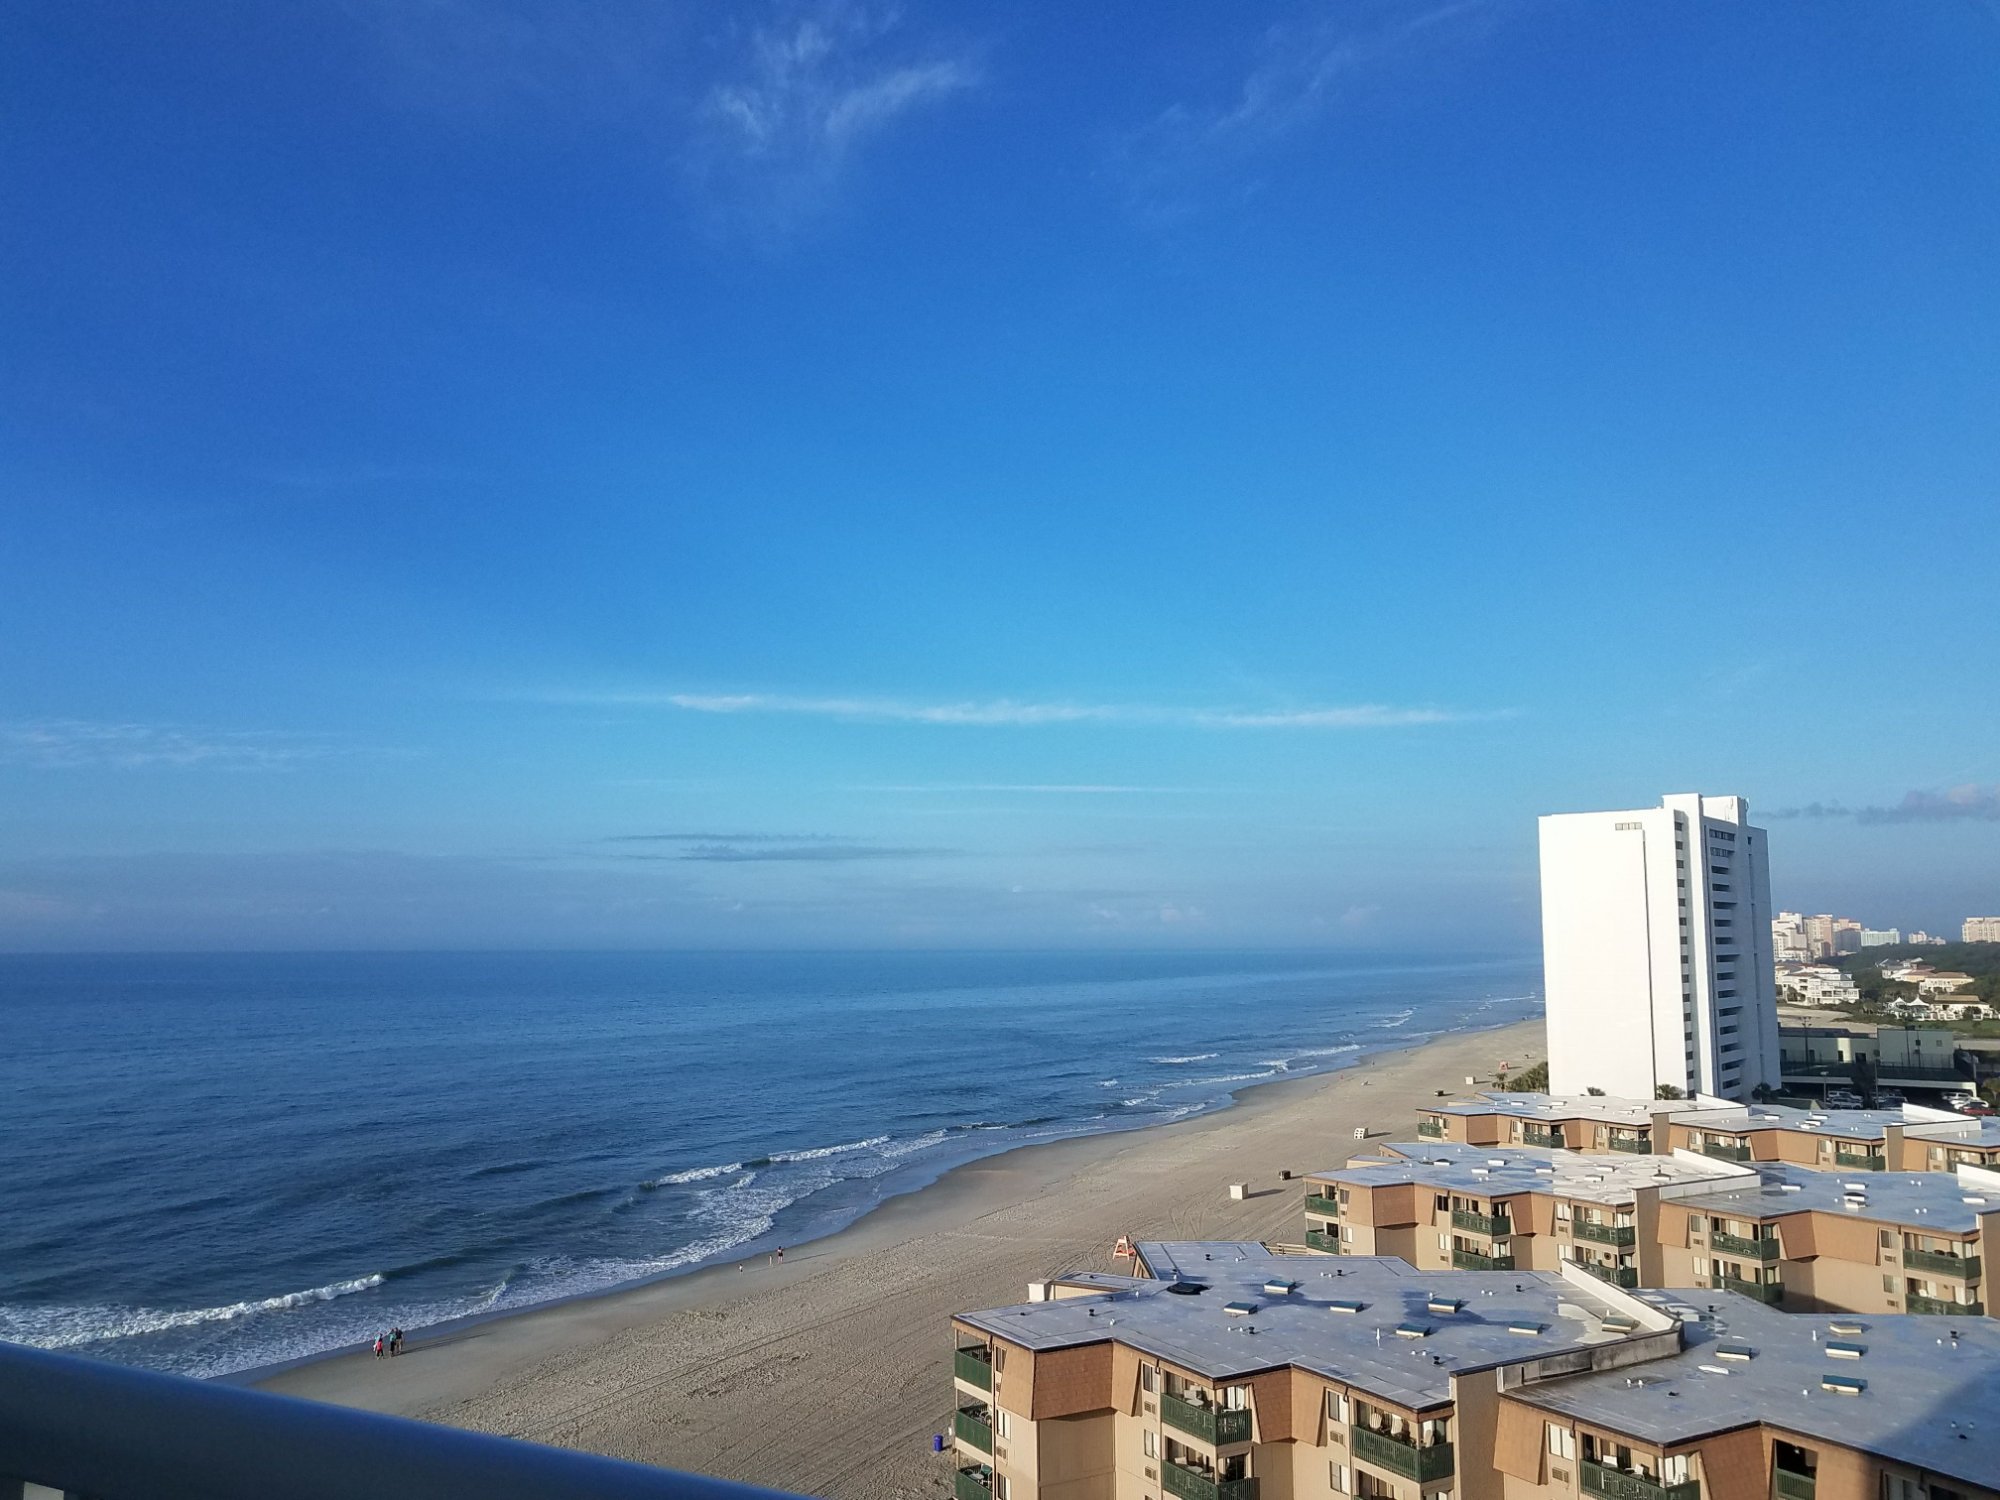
(1508, 1321), (1545, 1336)
(1223, 1301), (1257, 1316)
(1395, 1322), (1431, 1339)
(1822, 1374), (1867, 1395)
(1165, 1282), (1205, 1296)
(1602, 1314), (1639, 1333)
(1428, 1297), (1465, 1315)
(1716, 1343), (1754, 1362)
(1328, 1299), (1366, 1314)
(1263, 1280), (1298, 1296)
(1697, 1364), (1731, 1376)
(1827, 1341), (1866, 1360)
(1778, 1184), (1803, 1193)
(1828, 1321), (1866, 1335)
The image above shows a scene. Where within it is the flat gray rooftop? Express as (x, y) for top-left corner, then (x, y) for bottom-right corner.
(1907, 1116), (2000, 1148)
(1672, 1103), (1966, 1143)
(955, 1242), (1639, 1411)
(1669, 1162), (1997, 1234)
(1311, 1143), (1747, 1206)
(1427, 1092), (1662, 1126)
(1513, 1290), (2000, 1483)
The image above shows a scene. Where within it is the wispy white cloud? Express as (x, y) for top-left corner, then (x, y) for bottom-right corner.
(0, 720), (343, 771)
(540, 689), (1504, 729)
(853, 784), (1204, 794)
(1111, 0), (1507, 219)
(690, 3), (977, 228)
(1769, 784), (2000, 825)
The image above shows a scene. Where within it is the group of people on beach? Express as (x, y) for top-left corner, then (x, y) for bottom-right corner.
(371, 1327), (405, 1359)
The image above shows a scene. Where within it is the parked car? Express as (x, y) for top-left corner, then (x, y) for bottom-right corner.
(1823, 1088), (1864, 1109)
(1946, 1091), (1980, 1111)
(1876, 1090), (1907, 1108)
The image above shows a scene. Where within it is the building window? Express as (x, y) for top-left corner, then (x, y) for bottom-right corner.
(1548, 1424), (1577, 1460)
(1144, 1430), (1158, 1459)
(1662, 1456), (1691, 1485)
(1326, 1390), (1350, 1423)
(1880, 1230), (1895, 1249)
(994, 1347), (1006, 1372)
(1140, 1365), (1155, 1393)
(1883, 1275), (1896, 1293)
(1331, 1463), (1351, 1494)
(995, 1477), (1010, 1500)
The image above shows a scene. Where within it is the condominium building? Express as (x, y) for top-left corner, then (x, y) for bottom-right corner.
(1860, 928), (1903, 948)
(1662, 1100), (2000, 1172)
(1773, 913), (1815, 963)
(1776, 966), (1860, 1007)
(1963, 918), (2000, 943)
(1655, 1161), (2000, 1316)
(948, 1245), (2000, 1500)
(1498, 1293), (2000, 1500)
(1299, 1143), (1747, 1289)
(1539, 794), (1780, 1100)
(1409, 1093), (1736, 1158)
(947, 1243), (1683, 1500)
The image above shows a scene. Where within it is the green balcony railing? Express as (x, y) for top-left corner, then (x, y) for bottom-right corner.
(953, 1409), (994, 1454)
(1161, 1460), (1259, 1500)
(1350, 1426), (1454, 1483)
(1305, 1229), (1341, 1253)
(1578, 1260), (1640, 1289)
(1774, 1469), (1815, 1500)
(1907, 1294), (1984, 1316)
(1700, 1142), (1751, 1162)
(1305, 1194), (1341, 1218)
(1715, 1276), (1782, 1305)
(1833, 1151), (1886, 1171)
(1608, 1135), (1652, 1155)
(1453, 1247), (1515, 1271)
(1161, 1393), (1252, 1446)
(1451, 1208), (1512, 1237)
(1522, 1126), (1564, 1148)
(1710, 1232), (1780, 1261)
(954, 1348), (994, 1391)
(1581, 1461), (1700, 1500)
(1417, 1119), (1447, 1139)
(1574, 1220), (1637, 1247)
(955, 1467), (995, 1500)
(1904, 1249), (1980, 1280)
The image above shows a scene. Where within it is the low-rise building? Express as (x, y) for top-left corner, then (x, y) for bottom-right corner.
(1410, 1094), (1737, 1157)
(1499, 1291), (2000, 1500)
(1655, 1161), (2000, 1315)
(1301, 1144), (1748, 1289)
(1777, 967), (1860, 1007)
(947, 1243), (1683, 1500)
(1777, 1027), (1968, 1096)
(1963, 918), (2000, 943)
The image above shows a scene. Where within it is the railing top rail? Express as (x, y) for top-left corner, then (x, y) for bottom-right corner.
(0, 1339), (805, 1500)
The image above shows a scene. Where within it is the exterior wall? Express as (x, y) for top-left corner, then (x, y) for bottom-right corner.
(1034, 1412), (1115, 1500)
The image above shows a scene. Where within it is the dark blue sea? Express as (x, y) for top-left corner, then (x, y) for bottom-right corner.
(0, 949), (1539, 1378)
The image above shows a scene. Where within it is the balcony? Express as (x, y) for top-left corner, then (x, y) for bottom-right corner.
(1699, 1141), (1751, 1162)
(1608, 1135), (1652, 1155)
(1581, 1460), (1701, 1500)
(1522, 1126), (1564, 1148)
(1578, 1260), (1639, 1289)
(1908, 1294), (1985, 1316)
(1833, 1151), (1885, 1171)
(1451, 1208), (1512, 1237)
(1351, 1425), (1453, 1482)
(1714, 1276), (1782, 1305)
(1306, 1229), (1341, 1253)
(954, 1407), (994, 1454)
(1162, 1460), (1259, 1500)
(1574, 1220), (1636, 1247)
(1161, 1392), (1253, 1446)
(1417, 1119), (1447, 1139)
(0, 1336), (807, 1500)
(1305, 1194), (1341, 1218)
(1453, 1247), (1515, 1271)
(1709, 1232), (1780, 1261)
(955, 1467), (995, 1500)
(954, 1347), (994, 1391)
(1904, 1249), (1980, 1280)
(1774, 1469), (1815, 1500)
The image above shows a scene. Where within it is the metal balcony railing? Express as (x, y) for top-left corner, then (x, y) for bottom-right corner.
(1350, 1426), (1454, 1482)
(954, 1347), (994, 1390)
(1305, 1229), (1341, 1253)
(1162, 1459), (1258, 1500)
(1699, 1142), (1751, 1162)
(1417, 1119), (1447, 1138)
(1578, 1261), (1639, 1289)
(1522, 1126), (1564, 1148)
(1161, 1392), (1252, 1446)
(1450, 1208), (1511, 1237)
(1774, 1468), (1815, 1500)
(1581, 1460), (1699, 1500)
(1833, 1151), (1886, 1171)
(1607, 1136), (1652, 1155)
(1903, 1249), (1980, 1280)
(1709, 1232), (1779, 1261)
(1713, 1276), (1782, 1305)
(953, 1407), (994, 1453)
(1452, 1248), (1515, 1271)
(1573, 1220), (1636, 1247)
(0, 1338), (802, 1500)
(1907, 1294), (1985, 1316)
(1305, 1194), (1341, 1218)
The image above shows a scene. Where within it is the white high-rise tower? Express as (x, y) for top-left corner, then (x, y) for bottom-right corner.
(1539, 793), (1780, 1101)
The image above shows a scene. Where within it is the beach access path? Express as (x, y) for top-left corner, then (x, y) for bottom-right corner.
(259, 1017), (1543, 1499)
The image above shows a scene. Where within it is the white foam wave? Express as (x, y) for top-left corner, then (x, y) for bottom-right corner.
(1149, 1053), (1219, 1064)
(1190, 1069), (1282, 1086)
(648, 1160), (743, 1185)
(1097, 1078), (1120, 1087)
(1260, 1043), (1363, 1068)
(0, 1273), (387, 1351)
(767, 1133), (891, 1163)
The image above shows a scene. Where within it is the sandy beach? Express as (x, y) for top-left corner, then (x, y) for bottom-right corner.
(259, 1017), (1542, 1498)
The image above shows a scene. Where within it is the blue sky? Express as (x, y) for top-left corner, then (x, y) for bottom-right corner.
(3, 0), (1997, 951)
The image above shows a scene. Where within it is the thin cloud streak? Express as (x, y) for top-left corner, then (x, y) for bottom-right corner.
(544, 690), (1503, 730)
(1767, 784), (2000, 824)
(853, 784), (1208, 795)
(621, 843), (963, 863)
(0, 719), (343, 771)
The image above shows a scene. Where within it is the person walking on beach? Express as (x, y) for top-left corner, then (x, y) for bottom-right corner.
(372, 1334), (385, 1359)
(389, 1327), (404, 1356)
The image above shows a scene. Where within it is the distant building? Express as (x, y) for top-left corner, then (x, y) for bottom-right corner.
(1772, 912), (1815, 962)
(1860, 927), (1902, 948)
(1777, 964), (1859, 1007)
(1918, 971), (1978, 995)
(1907, 930), (1949, 946)
(1966, 917), (2000, 943)
(1539, 794), (1779, 1100)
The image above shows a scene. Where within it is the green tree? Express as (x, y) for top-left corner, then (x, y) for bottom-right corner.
(1851, 1053), (1878, 1106)
(1502, 1061), (1549, 1092)
(1656, 1084), (1686, 1100)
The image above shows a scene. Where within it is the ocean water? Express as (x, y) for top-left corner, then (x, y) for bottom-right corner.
(0, 949), (1539, 1378)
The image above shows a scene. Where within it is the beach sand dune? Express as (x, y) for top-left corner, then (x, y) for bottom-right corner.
(260, 1019), (1541, 1498)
